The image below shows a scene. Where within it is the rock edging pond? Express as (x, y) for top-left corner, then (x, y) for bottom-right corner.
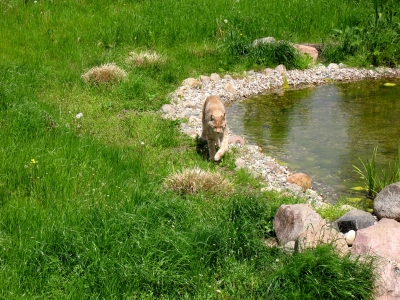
(161, 64), (400, 207)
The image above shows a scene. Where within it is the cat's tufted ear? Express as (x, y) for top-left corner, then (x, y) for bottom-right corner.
(210, 115), (214, 121)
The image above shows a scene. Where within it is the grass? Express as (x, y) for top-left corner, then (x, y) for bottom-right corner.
(354, 143), (400, 198)
(0, 0), (393, 297)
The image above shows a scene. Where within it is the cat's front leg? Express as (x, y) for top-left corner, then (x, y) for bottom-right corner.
(214, 131), (229, 161)
(207, 138), (217, 161)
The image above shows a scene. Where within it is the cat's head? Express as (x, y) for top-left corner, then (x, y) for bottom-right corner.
(209, 114), (226, 134)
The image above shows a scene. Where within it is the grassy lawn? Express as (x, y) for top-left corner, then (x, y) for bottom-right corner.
(1, 0), (393, 298)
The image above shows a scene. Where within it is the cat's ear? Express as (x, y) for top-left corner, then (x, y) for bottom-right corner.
(210, 115), (214, 121)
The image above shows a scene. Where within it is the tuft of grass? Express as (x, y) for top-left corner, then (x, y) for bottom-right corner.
(127, 50), (167, 67)
(82, 63), (127, 84)
(163, 167), (234, 196)
(354, 143), (400, 198)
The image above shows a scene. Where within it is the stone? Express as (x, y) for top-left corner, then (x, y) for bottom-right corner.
(327, 63), (340, 70)
(351, 218), (400, 300)
(352, 218), (400, 260)
(297, 224), (349, 256)
(332, 209), (376, 233)
(344, 229), (356, 246)
(223, 74), (233, 80)
(235, 158), (246, 169)
(287, 173), (311, 191)
(264, 68), (275, 75)
(210, 73), (221, 82)
(294, 44), (319, 61)
(228, 135), (245, 145)
(183, 101), (196, 108)
(161, 104), (175, 115)
(252, 36), (276, 47)
(374, 260), (400, 300)
(273, 203), (325, 245)
(200, 75), (211, 83)
(182, 77), (201, 88)
(224, 83), (236, 94)
(374, 182), (400, 221)
(275, 64), (287, 74)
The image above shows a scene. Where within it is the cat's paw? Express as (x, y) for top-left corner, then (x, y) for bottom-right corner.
(214, 153), (222, 161)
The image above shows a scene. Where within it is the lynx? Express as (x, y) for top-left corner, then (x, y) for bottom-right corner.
(200, 95), (229, 162)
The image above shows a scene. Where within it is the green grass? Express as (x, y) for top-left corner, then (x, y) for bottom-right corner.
(0, 0), (391, 297)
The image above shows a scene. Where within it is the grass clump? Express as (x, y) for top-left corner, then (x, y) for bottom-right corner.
(163, 167), (234, 196)
(82, 63), (127, 84)
(127, 50), (167, 67)
(354, 144), (400, 198)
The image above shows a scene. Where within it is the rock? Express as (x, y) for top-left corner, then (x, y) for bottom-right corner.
(210, 73), (221, 82)
(351, 218), (400, 300)
(224, 74), (233, 80)
(344, 230), (356, 246)
(252, 36), (276, 47)
(352, 218), (400, 261)
(332, 209), (376, 233)
(264, 68), (275, 75)
(294, 44), (319, 61)
(200, 75), (211, 83)
(374, 260), (400, 300)
(228, 135), (245, 145)
(161, 104), (175, 115)
(183, 101), (196, 108)
(297, 224), (349, 256)
(275, 64), (287, 74)
(287, 173), (311, 191)
(327, 63), (340, 70)
(235, 158), (246, 169)
(273, 203), (324, 245)
(283, 241), (296, 253)
(285, 183), (303, 194)
(182, 78), (201, 88)
(224, 83), (236, 94)
(374, 182), (400, 221)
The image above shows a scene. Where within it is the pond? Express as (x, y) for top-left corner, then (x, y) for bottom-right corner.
(226, 78), (400, 204)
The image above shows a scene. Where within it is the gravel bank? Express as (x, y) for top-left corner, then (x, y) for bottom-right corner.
(161, 64), (400, 206)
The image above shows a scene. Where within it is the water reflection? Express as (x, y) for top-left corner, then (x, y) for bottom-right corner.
(226, 79), (400, 203)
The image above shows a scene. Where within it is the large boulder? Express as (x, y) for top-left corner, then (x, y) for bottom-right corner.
(351, 218), (400, 300)
(332, 209), (376, 233)
(274, 204), (324, 245)
(374, 182), (400, 221)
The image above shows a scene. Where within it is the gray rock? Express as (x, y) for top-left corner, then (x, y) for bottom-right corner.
(374, 182), (400, 221)
(252, 36), (276, 47)
(273, 203), (324, 245)
(332, 209), (376, 233)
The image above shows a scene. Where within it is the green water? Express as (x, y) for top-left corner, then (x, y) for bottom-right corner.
(226, 79), (400, 203)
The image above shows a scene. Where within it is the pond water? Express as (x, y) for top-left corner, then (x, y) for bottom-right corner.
(226, 78), (400, 204)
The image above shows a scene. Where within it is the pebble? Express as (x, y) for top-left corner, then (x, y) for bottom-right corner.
(162, 65), (400, 206)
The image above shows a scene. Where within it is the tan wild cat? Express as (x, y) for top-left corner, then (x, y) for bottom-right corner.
(200, 95), (229, 162)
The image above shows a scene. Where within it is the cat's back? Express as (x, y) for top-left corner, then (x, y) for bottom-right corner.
(203, 95), (225, 117)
